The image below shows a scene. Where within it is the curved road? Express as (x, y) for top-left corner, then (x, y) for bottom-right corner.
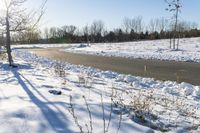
(30, 48), (200, 86)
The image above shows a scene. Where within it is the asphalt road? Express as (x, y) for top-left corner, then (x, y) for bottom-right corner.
(29, 48), (200, 85)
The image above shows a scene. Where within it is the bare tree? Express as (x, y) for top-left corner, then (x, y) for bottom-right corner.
(67, 25), (77, 35)
(121, 16), (144, 40)
(57, 27), (65, 38)
(61, 25), (68, 35)
(158, 17), (169, 32)
(49, 27), (57, 38)
(149, 18), (159, 33)
(149, 18), (168, 33)
(60, 25), (77, 42)
(44, 27), (49, 41)
(90, 20), (105, 36)
(13, 28), (41, 43)
(0, 0), (47, 66)
(82, 24), (90, 43)
(122, 17), (131, 33)
(190, 22), (198, 29)
(128, 16), (144, 34)
(90, 20), (105, 42)
(165, 0), (182, 50)
(134, 16), (143, 33)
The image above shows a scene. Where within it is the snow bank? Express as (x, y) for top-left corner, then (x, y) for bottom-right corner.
(13, 49), (200, 99)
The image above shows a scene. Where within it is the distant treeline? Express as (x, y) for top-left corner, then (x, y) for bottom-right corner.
(40, 29), (200, 44)
(9, 17), (200, 44)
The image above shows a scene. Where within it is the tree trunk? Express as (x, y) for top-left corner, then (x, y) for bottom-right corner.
(170, 35), (172, 49)
(1, 33), (3, 47)
(171, 31), (176, 49)
(6, 16), (13, 66)
(177, 33), (180, 50)
(86, 34), (89, 44)
(174, 3), (179, 50)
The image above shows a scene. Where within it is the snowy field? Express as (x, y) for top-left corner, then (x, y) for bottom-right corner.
(64, 37), (200, 62)
(0, 49), (200, 133)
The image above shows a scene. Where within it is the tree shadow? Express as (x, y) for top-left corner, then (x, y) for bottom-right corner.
(0, 63), (33, 71)
(10, 68), (73, 133)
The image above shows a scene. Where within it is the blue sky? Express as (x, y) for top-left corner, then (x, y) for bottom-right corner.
(27, 0), (200, 30)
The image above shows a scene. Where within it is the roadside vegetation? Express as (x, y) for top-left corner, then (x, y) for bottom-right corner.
(53, 61), (200, 133)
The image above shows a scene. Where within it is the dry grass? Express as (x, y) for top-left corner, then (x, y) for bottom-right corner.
(52, 62), (200, 132)
(113, 87), (200, 132)
(0, 52), (7, 60)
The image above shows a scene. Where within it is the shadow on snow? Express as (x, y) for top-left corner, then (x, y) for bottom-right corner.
(2, 63), (73, 133)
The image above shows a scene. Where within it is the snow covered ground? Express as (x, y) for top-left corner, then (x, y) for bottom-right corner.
(12, 37), (200, 63)
(0, 49), (200, 132)
(64, 37), (200, 62)
(12, 43), (73, 49)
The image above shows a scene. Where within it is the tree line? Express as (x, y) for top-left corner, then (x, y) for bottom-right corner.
(9, 17), (200, 44)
